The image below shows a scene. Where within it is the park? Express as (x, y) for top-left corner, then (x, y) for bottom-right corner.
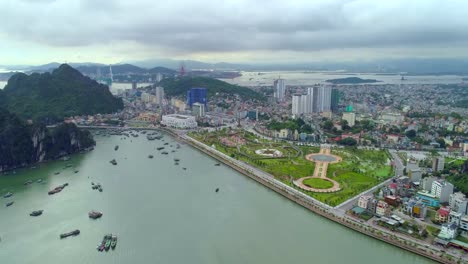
(189, 128), (393, 206)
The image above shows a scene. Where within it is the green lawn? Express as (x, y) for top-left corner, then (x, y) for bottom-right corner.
(190, 129), (393, 207)
(303, 178), (334, 189)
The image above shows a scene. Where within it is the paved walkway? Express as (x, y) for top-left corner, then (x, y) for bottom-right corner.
(293, 145), (342, 193)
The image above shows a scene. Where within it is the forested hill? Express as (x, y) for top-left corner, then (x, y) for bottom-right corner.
(0, 64), (123, 122)
(0, 108), (95, 172)
(159, 76), (265, 101)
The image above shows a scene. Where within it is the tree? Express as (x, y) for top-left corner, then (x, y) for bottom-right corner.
(323, 120), (333, 130)
(337, 137), (357, 146)
(436, 138), (446, 149)
(405, 129), (416, 139)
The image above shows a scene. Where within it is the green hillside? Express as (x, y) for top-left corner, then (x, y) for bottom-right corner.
(1, 64), (123, 122)
(159, 76), (265, 101)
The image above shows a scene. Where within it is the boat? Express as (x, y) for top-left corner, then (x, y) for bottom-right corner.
(182, 167), (187, 170)
(89, 210), (103, 219)
(110, 159), (117, 165)
(148, 155), (154, 158)
(164, 143), (169, 145)
(54, 172), (60, 175)
(98, 187), (103, 192)
(24, 180), (33, 186)
(215, 188), (219, 193)
(37, 179), (43, 183)
(174, 158), (180, 162)
(174, 162), (179, 165)
(74, 170), (79, 173)
(60, 229), (80, 239)
(111, 235), (117, 249)
(157, 147), (165, 150)
(48, 183), (68, 195)
(161, 151), (168, 155)
(215, 163), (220, 166)
(30, 210), (43, 216)
(62, 156), (71, 161)
(65, 164), (73, 168)
(3, 192), (13, 198)
(6, 201), (14, 207)
(115, 145), (119, 151)
(105, 236), (112, 251)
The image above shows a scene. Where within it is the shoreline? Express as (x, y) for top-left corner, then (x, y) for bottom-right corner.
(161, 128), (464, 264)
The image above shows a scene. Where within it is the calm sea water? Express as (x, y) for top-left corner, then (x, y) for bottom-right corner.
(220, 71), (465, 86)
(0, 132), (434, 264)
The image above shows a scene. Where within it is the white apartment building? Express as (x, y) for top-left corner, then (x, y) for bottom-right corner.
(161, 114), (197, 129)
(431, 180), (454, 203)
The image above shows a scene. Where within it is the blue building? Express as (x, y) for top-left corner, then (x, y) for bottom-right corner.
(187, 88), (207, 108)
(416, 191), (440, 207)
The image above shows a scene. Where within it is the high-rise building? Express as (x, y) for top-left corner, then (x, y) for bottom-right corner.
(187, 88), (207, 108)
(156, 73), (163, 83)
(432, 157), (445, 172)
(132, 82), (137, 90)
(155, 86), (165, 105)
(292, 95), (302, 115)
(316, 86), (331, 112)
(192, 102), (206, 118)
(331, 88), (340, 112)
(273, 79), (286, 102)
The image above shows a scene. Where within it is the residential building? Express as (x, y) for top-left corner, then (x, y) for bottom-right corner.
(408, 168), (422, 183)
(192, 102), (206, 118)
(432, 156), (445, 172)
(187, 87), (207, 108)
(154, 86), (165, 105)
(416, 191), (440, 207)
(435, 207), (451, 223)
(449, 211), (462, 226)
(292, 95), (303, 115)
(449, 192), (468, 215)
(357, 195), (372, 209)
(273, 79), (286, 102)
(316, 86), (332, 112)
(161, 114), (197, 129)
(404, 198), (427, 218)
(342, 112), (356, 127)
(431, 180), (454, 203)
(376, 200), (390, 217)
(438, 222), (458, 240)
(384, 195), (399, 206)
(367, 198), (378, 214)
(460, 215), (468, 232)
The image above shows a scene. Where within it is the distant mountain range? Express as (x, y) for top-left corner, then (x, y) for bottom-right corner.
(2, 57), (468, 75)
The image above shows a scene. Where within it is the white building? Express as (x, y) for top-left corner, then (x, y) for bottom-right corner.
(438, 222), (458, 240)
(292, 95), (302, 115)
(161, 114), (197, 129)
(460, 215), (468, 232)
(274, 79), (286, 102)
(421, 176), (437, 192)
(342, 112), (356, 127)
(357, 195), (372, 209)
(449, 211), (462, 226)
(408, 168), (422, 183)
(449, 192), (468, 215)
(431, 180), (454, 203)
(316, 86), (331, 112)
(376, 200), (390, 217)
(432, 157), (445, 172)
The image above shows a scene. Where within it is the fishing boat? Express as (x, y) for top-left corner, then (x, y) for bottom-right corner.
(30, 210), (43, 217)
(110, 159), (117, 165)
(111, 235), (118, 249)
(3, 192), (13, 198)
(115, 145), (119, 151)
(6, 201), (14, 207)
(89, 211), (103, 219)
(148, 155), (154, 158)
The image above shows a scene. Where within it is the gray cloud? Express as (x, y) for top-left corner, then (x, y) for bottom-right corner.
(1, 0), (468, 56)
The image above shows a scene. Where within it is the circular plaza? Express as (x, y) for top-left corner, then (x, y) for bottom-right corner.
(293, 145), (342, 193)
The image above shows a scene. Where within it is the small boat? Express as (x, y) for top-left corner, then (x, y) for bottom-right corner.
(214, 163), (220, 166)
(105, 237), (112, 251)
(161, 151), (168, 155)
(110, 159), (117, 165)
(98, 187), (103, 192)
(54, 172), (60, 175)
(157, 147), (164, 150)
(24, 180), (33, 186)
(3, 192), (13, 198)
(148, 155), (154, 159)
(74, 170), (79, 173)
(6, 201), (14, 207)
(115, 145), (119, 151)
(215, 188), (219, 193)
(174, 158), (180, 162)
(174, 162), (179, 165)
(60, 229), (80, 239)
(89, 210), (103, 219)
(37, 179), (43, 183)
(65, 164), (73, 168)
(164, 143), (169, 146)
(30, 210), (43, 216)
(182, 167), (187, 170)
(111, 235), (117, 249)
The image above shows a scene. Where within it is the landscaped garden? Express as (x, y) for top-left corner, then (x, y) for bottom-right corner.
(189, 128), (393, 206)
(302, 178), (334, 189)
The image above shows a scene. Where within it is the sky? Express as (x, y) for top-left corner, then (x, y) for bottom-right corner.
(1, 0), (468, 65)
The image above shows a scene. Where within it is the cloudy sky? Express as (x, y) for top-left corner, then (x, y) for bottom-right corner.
(1, 0), (467, 65)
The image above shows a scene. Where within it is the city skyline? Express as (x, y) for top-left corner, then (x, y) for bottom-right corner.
(1, 0), (468, 65)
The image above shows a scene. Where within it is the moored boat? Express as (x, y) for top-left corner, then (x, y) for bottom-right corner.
(3, 192), (13, 198)
(60, 229), (80, 239)
(6, 201), (14, 207)
(89, 210), (103, 219)
(30, 210), (43, 216)
(111, 235), (118, 249)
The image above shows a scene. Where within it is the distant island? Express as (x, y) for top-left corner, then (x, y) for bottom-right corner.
(0, 108), (95, 172)
(325, 77), (380, 84)
(159, 76), (266, 101)
(0, 64), (123, 122)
